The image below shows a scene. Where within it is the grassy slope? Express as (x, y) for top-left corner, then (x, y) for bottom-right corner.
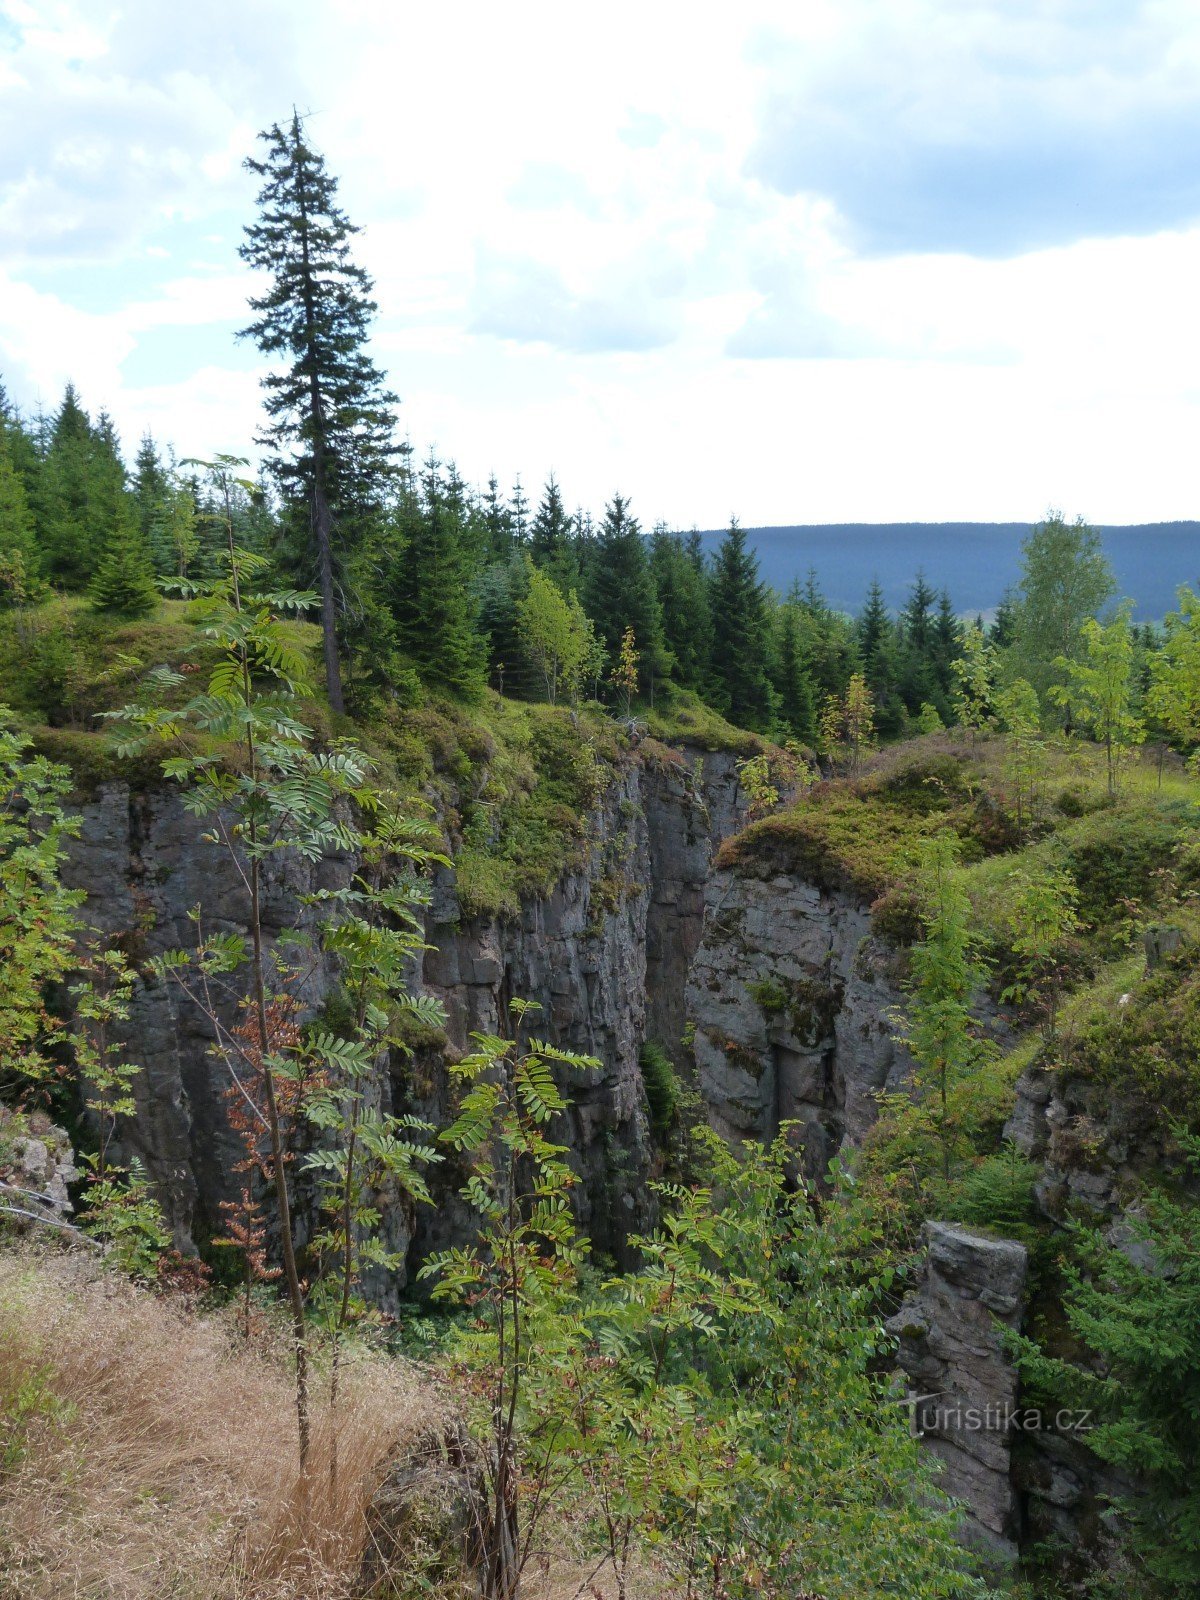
(712, 730), (1200, 1237)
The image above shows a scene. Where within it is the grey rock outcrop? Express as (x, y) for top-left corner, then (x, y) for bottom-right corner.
(887, 1222), (1028, 1563)
(61, 744), (750, 1273)
(685, 868), (911, 1178)
(0, 1106), (79, 1236)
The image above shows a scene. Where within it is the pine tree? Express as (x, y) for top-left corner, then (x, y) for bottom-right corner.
(932, 590), (961, 699)
(896, 571), (939, 718)
(529, 474), (577, 590)
(89, 504), (158, 616)
(856, 578), (904, 737)
(482, 473), (513, 561)
(582, 494), (665, 693)
(240, 112), (400, 713)
(650, 525), (712, 692)
(0, 430), (38, 604)
(133, 432), (171, 570)
(509, 476), (529, 544)
(385, 457), (486, 696)
(774, 603), (817, 743)
(709, 519), (772, 729)
(0, 383), (42, 506)
(990, 590), (1018, 650)
(40, 384), (95, 586)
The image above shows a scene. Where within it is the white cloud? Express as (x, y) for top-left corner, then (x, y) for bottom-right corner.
(2, 0), (1200, 529)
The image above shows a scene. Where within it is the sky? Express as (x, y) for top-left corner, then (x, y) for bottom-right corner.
(3, 0), (1200, 529)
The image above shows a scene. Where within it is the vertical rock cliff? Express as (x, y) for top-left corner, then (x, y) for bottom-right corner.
(685, 865), (913, 1178)
(63, 743), (750, 1271)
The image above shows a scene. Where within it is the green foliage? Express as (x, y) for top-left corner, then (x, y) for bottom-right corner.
(1146, 584), (1200, 764)
(1009, 511), (1117, 715)
(89, 512), (159, 618)
(994, 676), (1046, 836)
(241, 113), (401, 710)
(638, 1040), (678, 1137)
(1066, 941), (1200, 1123)
(1052, 602), (1144, 797)
(424, 1032), (981, 1600)
(650, 525), (713, 694)
(514, 559), (598, 705)
(716, 780), (960, 898)
(382, 458), (488, 699)
(420, 1005), (602, 1600)
(1000, 866), (1081, 1039)
(107, 526), (444, 1468)
(1017, 1142), (1200, 1593)
(0, 430), (38, 606)
(79, 1155), (171, 1278)
(896, 833), (995, 1188)
(952, 622), (997, 736)
(0, 1360), (75, 1472)
(581, 494), (666, 694)
(945, 1141), (1041, 1245)
(709, 519), (773, 730)
(0, 713), (84, 1079)
(1060, 806), (1182, 943)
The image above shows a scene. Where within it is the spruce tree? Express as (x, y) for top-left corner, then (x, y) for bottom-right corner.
(856, 577), (905, 736)
(932, 590), (962, 702)
(709, 519), (772, 730)
(133, 433), (172, 573)
(240, 112), (400, 713)
(482, 473), (513, 561)
(581, 494), (665, 693)
(650, 525), (712, 692)
(0, 383), (42, 507)
(991, 590), (1018, 650)
(509, 476), (529, 544)
(529, 474), (577, 589)
(0, 430), (38, 603)
(89, 503), (158, 616)
(385, 456), (486, 697)
(40, 384), (95, 586)
(775, 603), (818, 743)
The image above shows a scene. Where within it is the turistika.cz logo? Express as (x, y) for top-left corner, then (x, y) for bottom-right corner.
(898, 1391), (1093, 1439)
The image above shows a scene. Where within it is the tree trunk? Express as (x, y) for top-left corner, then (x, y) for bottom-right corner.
(311, 470), (344, 713)
(293, 120), (346, 716)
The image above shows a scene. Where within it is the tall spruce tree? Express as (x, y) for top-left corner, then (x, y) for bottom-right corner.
(529, 474), (576, 589)
(133, 433), (172, 573)
(240, 112), (399, 713)
(385, 456), (486, 697)
(774, 603), (818, 743)
(582, 494), (665, 693)
(0, 428), (38, 603)
(650, 524), (712, 692)
(709, 519), (772, 729)
(40, 384), (96, 586)
(482, 473), (513, 561)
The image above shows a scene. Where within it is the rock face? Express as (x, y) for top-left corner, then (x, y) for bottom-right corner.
(62, 745), (750, 1273)
(888, 1222), (1028, 1564)
(0, 1106), (79, 1235)
(685, 867), (912, 1178)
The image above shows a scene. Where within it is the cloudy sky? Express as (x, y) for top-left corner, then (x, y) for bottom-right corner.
(3, 0), (1200, 528)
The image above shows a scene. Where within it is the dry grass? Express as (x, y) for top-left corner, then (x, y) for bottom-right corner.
(0, 1247), (443, 1600)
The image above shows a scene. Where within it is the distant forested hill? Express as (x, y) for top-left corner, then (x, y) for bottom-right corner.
(694, 522), (1200, 620)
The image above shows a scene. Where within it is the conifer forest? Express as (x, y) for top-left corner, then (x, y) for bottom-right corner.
(5, 21), (1200, 1600)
